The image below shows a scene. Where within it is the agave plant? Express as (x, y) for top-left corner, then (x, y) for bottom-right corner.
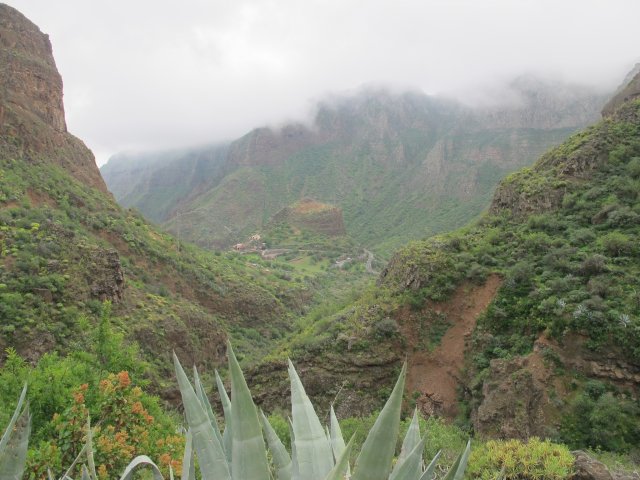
(0, 384), (30, 480)
(41, 342), (471, 480)
(171, 342), (471, 480)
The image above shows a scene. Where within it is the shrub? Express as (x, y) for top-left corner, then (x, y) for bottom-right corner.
(466, 437), (574, 480)
(599, 232), (634, 257)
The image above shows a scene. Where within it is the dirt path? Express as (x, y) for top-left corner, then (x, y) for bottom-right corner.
(401, 275), (501, 418)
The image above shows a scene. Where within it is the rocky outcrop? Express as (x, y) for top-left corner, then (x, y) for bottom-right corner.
(270, 198), (346, 237)
(602, 67), (640, 117)
(472, 333), (640, 440)
(572, 451), (614, 480)
(87, 249), (125, 303)
(0, 3), (108, 193)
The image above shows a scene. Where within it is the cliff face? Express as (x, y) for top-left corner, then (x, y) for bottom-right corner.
(0, 3), (107, 192)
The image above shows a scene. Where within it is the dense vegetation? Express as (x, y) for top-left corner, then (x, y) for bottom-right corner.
(253, 99), (640, 459)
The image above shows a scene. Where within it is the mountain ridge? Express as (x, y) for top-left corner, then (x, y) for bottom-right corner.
(102, 81), (608, 253)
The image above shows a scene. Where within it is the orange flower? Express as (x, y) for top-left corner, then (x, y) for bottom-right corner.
(80, 383), (89, 392)
(117, 371), (131, 388)
(131, 401), (144, 414)
(97, 464), (108, 479)
(73, 391), (84, 404)
(159, 453), (172, 466)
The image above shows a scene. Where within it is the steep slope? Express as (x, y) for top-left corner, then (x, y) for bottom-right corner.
(0, 4), (309, 388)
(250, 73), (640, 452)
(102, 82), (608, 254)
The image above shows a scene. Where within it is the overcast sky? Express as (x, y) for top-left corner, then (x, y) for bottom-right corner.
(6, 0), (640, 166)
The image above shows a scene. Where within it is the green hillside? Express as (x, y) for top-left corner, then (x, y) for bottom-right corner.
(0, 3), (314, 391)
(102, 84), (607, 255)
(248, 77), (640, 455)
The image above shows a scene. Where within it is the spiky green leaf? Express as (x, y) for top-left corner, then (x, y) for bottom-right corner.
(215, 370), (233, 466)
(390, 408), (421, 480)
(259, 411), (291, 480)
(193, 366), (224, 450)
(0, 403), (30, 480)
(419, 451), (441, 480)
(390, 438), (425, 480)
(181, 429), (195, 480)
(321, 435), (354, 480)
(118, 455), (164, 480)
(288, 359), (334, 480)
(227, 342), (270, 480)
(442, 440), (471, 480)
(85, 416), (97, 480)
(81, 464), (90, 480)
(0, 384), (27, 456)
(173, 353), (230, 480)
(351, 363), (407, 480)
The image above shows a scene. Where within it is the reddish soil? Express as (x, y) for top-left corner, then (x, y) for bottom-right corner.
(27, 188), (57, 207)
(401, 275), (502, 418)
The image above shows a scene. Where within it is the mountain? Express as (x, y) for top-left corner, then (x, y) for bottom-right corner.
(248, 70), (640, 451)
(102, 80), (608, 254)
(0, 3), (310, 388)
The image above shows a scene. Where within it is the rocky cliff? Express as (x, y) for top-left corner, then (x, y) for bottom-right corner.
(0, 4), (311, 386)
(0, 3), (107, 192)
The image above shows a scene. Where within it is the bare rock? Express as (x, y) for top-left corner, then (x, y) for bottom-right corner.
(87, 249), (125, 303)
(572, 451), (613, 480)
(0, 4), (109, 193)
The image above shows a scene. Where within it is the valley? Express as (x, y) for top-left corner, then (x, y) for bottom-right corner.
(1, 2), (639, 479)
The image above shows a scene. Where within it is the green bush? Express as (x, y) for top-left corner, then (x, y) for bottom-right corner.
(466, 437), (574, 480)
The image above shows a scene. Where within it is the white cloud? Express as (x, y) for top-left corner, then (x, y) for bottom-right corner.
(6, 0), (639, 165)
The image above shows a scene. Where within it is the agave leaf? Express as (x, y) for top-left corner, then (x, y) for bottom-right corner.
(215, 370), (233, 465)
(328, 406), (346, 461)
(351, 363), (407, 480)
(193, 366), (224, 450)
(81, 465), (90, 480)
(390, 438), (425, 480)
(173, 353), (231, 480)
(181, 429), (195, 480)
(0, 403), (30, 480)
(289, 418), (299, 480)
(227, 342), (270, 480)
(329, 405), (349, 477)
(442, 440), (471, 480)
(47, 468), (55, 480)
(85, 416), (97, 480)
(418, 451), (441, 480)
(259, 411), (292, 480)
(321, 435), (354, 480)
(118, 455), (164, 480)
(390, 408), (421, 480)
(61, 443), (87, 480)
(0, 384), (27, 456)
(288, 360), (334, 480)
(169, 465), (174, 480)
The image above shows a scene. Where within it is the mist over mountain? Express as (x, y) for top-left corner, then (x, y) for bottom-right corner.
(102, 77), (608, 253)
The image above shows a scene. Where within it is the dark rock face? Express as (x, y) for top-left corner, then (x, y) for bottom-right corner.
(0, 3), (108, 193)
(572, 451), (614, 480)
(87, 249), (125, 303)
(0, 4), (66, 132)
